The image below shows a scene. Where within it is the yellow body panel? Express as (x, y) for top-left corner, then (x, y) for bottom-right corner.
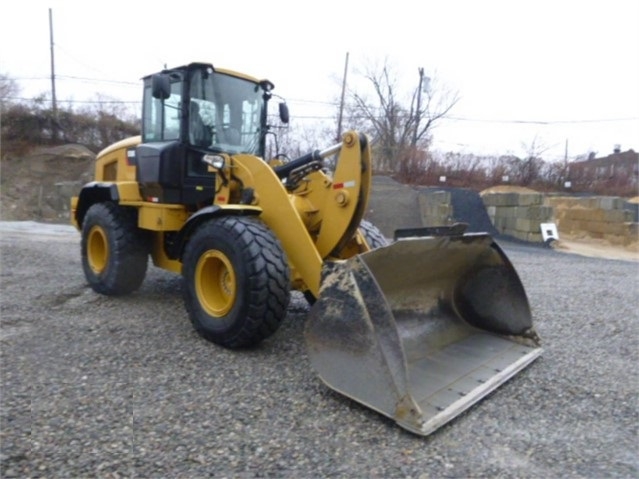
(117, 181), (144, 202)
(138, 203), (189, 231)
(95, 136), (141, 182)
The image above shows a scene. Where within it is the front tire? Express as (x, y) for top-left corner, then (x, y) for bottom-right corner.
(81, 202), (149, 295)
(359, 219), (389, 249)
(182, 216), (290, 348)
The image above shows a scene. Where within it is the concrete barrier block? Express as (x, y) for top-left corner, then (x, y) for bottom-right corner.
(483, 193), (520, 207)
(504, 193), (521, 206)
(597, 197), (624, 210)
(515, 218), (539, 232)
(517, 194), (544, 206)
(605, 222), (629, 235)
(557, 218), (577, 233)
(545, 196), (580, 208)
(602, 209), (631, 222)
(517, 205), (554, 220)
(569, 209), (604, 221)
(504, 217), (518, 230)
(586, 221), (615, 235)
(511, 230), (528, 241)
(526, 232), (543, 243)
(562, 209), (580, 221)
(481, 193), (499, 207)
(499, 207), (517, 218)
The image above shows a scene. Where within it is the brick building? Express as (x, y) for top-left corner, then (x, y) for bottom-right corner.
(568, 147), (638, 195)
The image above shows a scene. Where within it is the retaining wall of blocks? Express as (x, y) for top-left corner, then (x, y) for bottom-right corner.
(481, 193), (554, 242)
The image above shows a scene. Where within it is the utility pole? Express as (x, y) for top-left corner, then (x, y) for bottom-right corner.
(336, 52), (349, 142)
(49, 8), (58, 141)
(412, 67), (424, 147)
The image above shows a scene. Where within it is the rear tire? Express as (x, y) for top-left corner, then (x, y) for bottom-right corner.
(182, 216), (290, 348)
(81, 202), (149, 295)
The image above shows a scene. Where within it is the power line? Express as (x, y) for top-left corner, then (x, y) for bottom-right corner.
(5, 94), (636, 127)
(12, 75), (138, 86)
(445, 116), (639, 125)
(56, 75), (138, 86)
(4, 96), (140, 105)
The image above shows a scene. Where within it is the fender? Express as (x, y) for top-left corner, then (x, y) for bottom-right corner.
(72, 181), (141, 229)
(167, 204), (262, 260)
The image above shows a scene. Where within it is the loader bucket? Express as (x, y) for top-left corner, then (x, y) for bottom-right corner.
(305, 233), (542, 436)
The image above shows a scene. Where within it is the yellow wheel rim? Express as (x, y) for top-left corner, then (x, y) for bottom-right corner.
(87, 225), (109, 274)
(195, 250), (237, 317)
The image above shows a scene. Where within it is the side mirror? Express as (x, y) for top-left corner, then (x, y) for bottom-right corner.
(279, 102), (289, 124)
(151, 74), (171, 100)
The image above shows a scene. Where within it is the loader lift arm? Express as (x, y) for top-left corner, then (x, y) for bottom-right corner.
(215, 130), (373, 298)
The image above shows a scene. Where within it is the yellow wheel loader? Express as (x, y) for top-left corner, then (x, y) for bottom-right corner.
(71, 62), (542, 436)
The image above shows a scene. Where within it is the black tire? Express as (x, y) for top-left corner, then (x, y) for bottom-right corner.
(359, 219), (389, 249)
(182, 216), (290, 348)
(81, 202), (149, 295)
(304, 220), (388, 305)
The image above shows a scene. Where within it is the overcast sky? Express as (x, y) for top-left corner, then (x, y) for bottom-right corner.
(1, 0), (638, 160)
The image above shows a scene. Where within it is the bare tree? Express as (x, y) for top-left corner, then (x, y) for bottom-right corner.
(344, 59), (459, 177)
(518, 135), (549, 186)
(0, 73), (20, 113)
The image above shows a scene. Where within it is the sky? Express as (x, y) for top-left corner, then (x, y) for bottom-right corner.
(1, 0), (638, 161)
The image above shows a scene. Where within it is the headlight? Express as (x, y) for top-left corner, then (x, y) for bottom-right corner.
(202, 154), (225, 169)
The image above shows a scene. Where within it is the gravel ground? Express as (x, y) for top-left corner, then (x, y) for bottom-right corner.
(1, 222), (638, 478)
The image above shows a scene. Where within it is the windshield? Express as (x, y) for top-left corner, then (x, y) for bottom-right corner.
(189, 69), (264, 155)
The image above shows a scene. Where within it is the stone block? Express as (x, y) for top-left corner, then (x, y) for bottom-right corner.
(517, 193), (544, 206)
(597, 197), (624, 210)
(515, 218), (539, 233)
(517, 205), (554, 221)
(526, 231), (543, 243)
(602, 209), (631, 222)
(482, 193), (519, 207)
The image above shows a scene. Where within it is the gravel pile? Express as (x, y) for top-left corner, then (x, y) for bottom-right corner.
(1, 223), (637, 478)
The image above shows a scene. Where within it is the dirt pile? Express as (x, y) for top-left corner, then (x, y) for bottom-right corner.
(0, 144), (95, 223)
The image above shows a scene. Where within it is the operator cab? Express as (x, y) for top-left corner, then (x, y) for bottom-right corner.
(135, 62), (288, 205)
